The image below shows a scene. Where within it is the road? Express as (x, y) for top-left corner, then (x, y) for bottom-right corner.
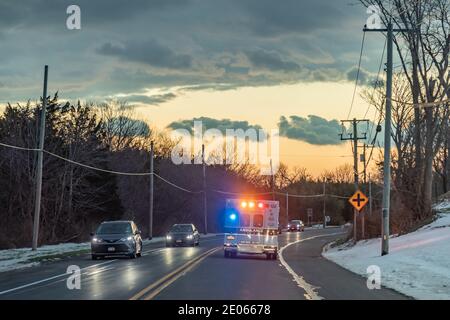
(0, 227), (408, 300)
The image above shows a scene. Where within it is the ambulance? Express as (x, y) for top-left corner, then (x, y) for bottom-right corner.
(223, 199), (279, 260)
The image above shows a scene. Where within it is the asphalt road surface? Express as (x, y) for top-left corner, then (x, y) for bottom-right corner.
(0, 227), (408, 300)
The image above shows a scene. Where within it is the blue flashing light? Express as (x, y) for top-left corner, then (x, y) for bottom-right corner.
(229, 213), (237, 221)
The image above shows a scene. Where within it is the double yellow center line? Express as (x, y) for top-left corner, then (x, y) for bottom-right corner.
(129, 247), (220, 300)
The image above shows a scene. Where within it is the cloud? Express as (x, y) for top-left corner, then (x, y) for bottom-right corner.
(234, 0), (359, 37)
(122, 93), (177, 105)
(278, 115), (343, 145)
(0, 0), (190, 30)
(0, 0), (382, 103)
(244, 49), (301, 72)
(97, 40), (192, 69)
(167, 117), (265, 140)
(346, 66), (379, 87)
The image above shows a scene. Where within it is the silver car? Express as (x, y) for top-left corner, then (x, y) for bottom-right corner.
(91, 221), (143, 260)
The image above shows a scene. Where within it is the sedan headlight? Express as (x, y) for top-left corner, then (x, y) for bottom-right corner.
(92, 237), (99, 243)
(186, 235), (193, 240)
(120, 236), (134, 242)
(166, 235), (172, 240)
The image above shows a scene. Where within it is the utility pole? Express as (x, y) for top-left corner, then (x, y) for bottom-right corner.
(360, 143), (367, 239)
(340, 118), (369, 241)
(361, 144), (367, 184)
(381, 21), (393, 255)
(149, 141), (154, 240)
(369, 173), (372, 216)
(363, 22), (410, 255)
(286, 192), (289, 224)
(32, 65), (48, 251)
(353, 119), (359, 188)
(353, 119), (358, 240)
(322, 179), (326, 229)
(202, 144), (208, 235)
(270, 159), (275, 201)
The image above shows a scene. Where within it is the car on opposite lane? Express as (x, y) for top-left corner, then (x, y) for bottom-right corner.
(166, 224), (200, 247)
(287, 219), (305, 232)
(91, 220), (143, 260)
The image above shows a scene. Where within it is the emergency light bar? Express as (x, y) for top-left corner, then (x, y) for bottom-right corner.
(240, 201), (267, 209)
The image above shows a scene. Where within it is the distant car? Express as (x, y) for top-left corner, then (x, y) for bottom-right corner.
(166, 224), (200, 247)
(287, 220), (304, 232)
(91, 220), (143, 260)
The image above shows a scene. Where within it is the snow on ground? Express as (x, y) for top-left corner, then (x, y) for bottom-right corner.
(0, 234), (221, 273)
(434, 200), (450, 212)
(0, 242), (91, 273)
(323, 213), (450, 299)
(304, 224), (339, 230)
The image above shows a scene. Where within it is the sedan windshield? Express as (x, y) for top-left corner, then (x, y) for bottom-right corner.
(97, 222), (132, 234)
(170, 225), (192, 233)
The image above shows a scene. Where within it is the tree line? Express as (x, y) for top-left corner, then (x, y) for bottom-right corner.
(0, 95), (362, 249)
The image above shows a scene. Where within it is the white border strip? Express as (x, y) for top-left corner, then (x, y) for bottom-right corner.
(279, 231), (347, 300)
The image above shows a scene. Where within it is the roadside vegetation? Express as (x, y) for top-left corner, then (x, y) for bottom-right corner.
(0, 95), (363, 249)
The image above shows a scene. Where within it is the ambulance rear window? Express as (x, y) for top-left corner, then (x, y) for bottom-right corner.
(253, 214), (263, 227)
(240, 214), (251, 227)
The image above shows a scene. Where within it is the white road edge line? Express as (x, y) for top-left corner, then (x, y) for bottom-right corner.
(0, 259), (117, 296)
(0, 247), (162, 295)
(0, 240), (222, 296)
(279, 231), (347, 300)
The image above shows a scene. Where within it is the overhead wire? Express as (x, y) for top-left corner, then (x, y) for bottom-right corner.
(346, 31), (366, 120)
(0, 140), (353, 199)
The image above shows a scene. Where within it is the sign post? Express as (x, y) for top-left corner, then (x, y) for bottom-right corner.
(307, 208), (313, 226)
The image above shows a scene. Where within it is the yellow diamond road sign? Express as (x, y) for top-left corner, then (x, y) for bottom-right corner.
(349, 190), (368, 212)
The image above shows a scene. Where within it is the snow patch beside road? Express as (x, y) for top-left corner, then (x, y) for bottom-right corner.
(323, 213), (450, 299)
(0, 242), (90, 273)
(434, 200), (450, 212)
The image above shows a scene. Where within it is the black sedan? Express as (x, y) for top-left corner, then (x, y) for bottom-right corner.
(166, 224), (200, 247)
(287, 220), (305, 232)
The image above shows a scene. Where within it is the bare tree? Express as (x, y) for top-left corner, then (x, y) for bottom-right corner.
(360, 0), (450, 216)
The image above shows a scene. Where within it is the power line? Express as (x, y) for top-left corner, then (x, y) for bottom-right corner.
(346, 31), (366, 120)
(211, 189), (273, 196)
(0, 139), (354, 199)
(386, 96), (450, 108)
(43, 150), (152, 176)
(276, 192), (323, 198)
(363, 39), (387, 169)
(0, 142), (40, 152)
(363, 38), (387, 120)
(280, 154), (352, 158)
(327, 194), (349, 199)
(153, 172), (203, 194)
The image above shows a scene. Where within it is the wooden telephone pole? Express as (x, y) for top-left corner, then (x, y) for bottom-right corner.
(340, 118), (369, 241)
(364, 22), (411, 255)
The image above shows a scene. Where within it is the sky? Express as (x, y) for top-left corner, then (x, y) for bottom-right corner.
(0, 0), (387, 176)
